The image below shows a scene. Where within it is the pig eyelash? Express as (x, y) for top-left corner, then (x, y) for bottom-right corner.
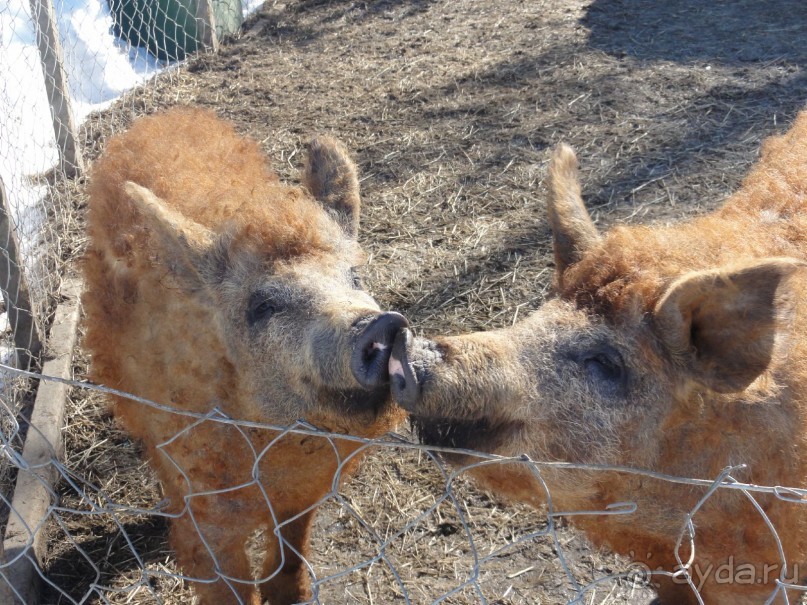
(570, 344), (628, 398)
(251, 300), (276, 321)
(247, 290), (285, 325)
(583, 353), (623, 383)
(350, 267), (364, 290)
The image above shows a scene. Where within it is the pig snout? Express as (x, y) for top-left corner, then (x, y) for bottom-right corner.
(350, 312), (409, 389)
(389, 328), (443, 411)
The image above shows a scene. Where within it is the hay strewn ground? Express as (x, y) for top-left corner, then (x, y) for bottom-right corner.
(38, 0), (807, 602)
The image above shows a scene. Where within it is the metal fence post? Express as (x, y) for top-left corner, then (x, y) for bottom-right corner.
(0, 177), (42, 370)
(29, 0), (84, 177)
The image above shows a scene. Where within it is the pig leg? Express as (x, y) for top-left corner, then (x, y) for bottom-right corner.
(259, 510), (316, 605)
(169, 496), (261, 605)
(652, 576), (700, 605)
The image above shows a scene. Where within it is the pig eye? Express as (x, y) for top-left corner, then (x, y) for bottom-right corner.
(584, 353), (622, 381)
(247, 295), (278, 324)
(350, 267), (364, 290)
(574, 346), (627, 396)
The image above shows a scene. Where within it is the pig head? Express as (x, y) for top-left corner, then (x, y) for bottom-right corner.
(391, 115), (807, 604)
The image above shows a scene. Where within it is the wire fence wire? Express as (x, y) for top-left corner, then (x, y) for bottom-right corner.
(2, 364), (807, 604)
(2, 0), (236, 601)
(2, 0), (807, 604)
(0, 0), (236, 541)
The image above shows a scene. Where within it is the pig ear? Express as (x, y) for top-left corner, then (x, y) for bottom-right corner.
(547, 143), (602, 275)
(123, 181), (213, 286)
(303, 136), (361, 238)
(653, 258), (804, 393)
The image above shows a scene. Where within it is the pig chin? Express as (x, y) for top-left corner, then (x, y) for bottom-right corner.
(409, 414), (524, 463)
(317, 384), (394, 419)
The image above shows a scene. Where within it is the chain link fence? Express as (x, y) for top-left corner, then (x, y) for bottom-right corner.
(2, 0), (807, 603)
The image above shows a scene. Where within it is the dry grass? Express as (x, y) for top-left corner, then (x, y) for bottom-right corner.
(8, 0), (806, 603)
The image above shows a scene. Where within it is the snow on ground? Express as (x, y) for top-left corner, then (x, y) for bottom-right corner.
(1, 0), (162, 202)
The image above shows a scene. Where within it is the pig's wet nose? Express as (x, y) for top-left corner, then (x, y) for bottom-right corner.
(351, 312), (409, 389)
(389, 328), (420, 410)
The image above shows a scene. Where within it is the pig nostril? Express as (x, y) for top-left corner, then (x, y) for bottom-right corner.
(363, 344), (373, 362)
(363, 341), (385, 363)
(351, 313), (408, 389)
(392, 373), (406, 393)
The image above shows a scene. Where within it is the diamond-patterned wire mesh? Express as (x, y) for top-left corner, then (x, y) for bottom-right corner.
(4, 366), (807, 604)
(1, 0), (226, 600)
(2, 0), (807, 603)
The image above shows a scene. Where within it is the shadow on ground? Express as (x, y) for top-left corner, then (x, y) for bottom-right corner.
(584, 0), (807, 65)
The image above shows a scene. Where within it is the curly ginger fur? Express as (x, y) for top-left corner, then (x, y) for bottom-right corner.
(400, 110), (807, 605)
(83, 108), (403, 604)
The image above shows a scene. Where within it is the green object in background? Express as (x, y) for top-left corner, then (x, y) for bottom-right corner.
(210, 0), (242, 44)
(108, 0), (243, 62)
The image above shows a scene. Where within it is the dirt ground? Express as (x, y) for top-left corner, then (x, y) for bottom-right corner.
(40, 0), (807, 603)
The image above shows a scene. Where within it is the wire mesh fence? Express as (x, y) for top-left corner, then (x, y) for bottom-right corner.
(0, 0), (236, 600)
(2, 0), (807, 603)
(3, 364), (807, 604)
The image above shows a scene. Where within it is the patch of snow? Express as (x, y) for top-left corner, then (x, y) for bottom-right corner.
(242, 0), (264, 18)
(57, 0), (162, 120)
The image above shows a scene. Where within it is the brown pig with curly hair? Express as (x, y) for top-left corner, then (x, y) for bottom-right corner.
(83, 107), (407, 604)
(391, 112), (807, 604)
